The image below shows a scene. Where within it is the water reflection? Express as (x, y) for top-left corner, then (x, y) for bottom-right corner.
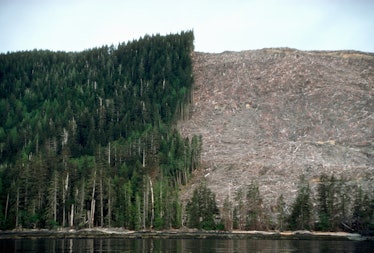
(1, 238), (373, 253)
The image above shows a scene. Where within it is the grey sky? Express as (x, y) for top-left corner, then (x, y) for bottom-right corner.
(0, 0), (373, 53)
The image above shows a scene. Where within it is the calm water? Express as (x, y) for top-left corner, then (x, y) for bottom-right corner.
(0, 238), (373, 253)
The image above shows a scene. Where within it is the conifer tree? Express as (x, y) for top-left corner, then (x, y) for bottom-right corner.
(186, 183), (219, 230)
(0, 31), (197, 230)
(287, 177), (313, 230)
(276, 194), (286, 231)
(222, 195), (233, 231)
(351, 186), (374, 233)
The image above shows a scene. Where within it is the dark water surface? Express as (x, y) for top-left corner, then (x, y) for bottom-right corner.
(1, 238), (373, 253)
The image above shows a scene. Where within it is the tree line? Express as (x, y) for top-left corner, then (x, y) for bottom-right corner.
(0, 31), (201, 230)
(186, 174), (374, 233)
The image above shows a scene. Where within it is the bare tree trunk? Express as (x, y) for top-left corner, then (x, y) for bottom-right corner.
(87, 210), (92, 229)
(100, 169), (103, 227)
(108, 142), (111, 165)
(62, 173), (69, 227)
(149, 177), (154, 228)
(143, 189), (146, 229)
(142, 147), (146, 168)
(53, 174), (57, 224)
(159, 175), (163, 219)
(16, 188), (19, 228)
(90, 170), (96, 228)
(62, 199), (65, 226)
(107, 178), (111, 227)
(4, 192), (9, 221)
(70, 204), (74, 227)
(79, 182), (85, 226)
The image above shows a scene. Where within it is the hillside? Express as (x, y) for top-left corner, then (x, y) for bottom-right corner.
(179, 48), (374, 210)
(1, 32), (373, 231)
(0, 32), (198, 230)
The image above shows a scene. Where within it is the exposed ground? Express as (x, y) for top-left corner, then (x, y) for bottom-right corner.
(0, 228), (365, 241)
(178, 48), (374, 211)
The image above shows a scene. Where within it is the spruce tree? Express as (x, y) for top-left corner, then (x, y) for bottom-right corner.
(186, 183), (219, 230)
(287, 177), (313, 230)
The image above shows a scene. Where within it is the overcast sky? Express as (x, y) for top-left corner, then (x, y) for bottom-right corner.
(1, 0), (373, 53)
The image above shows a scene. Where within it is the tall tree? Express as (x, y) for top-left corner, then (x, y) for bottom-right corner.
(0, 31), (197, 230)
(222, 195), (233, 231)
(186, 183), (219, 230)
(287, 177), (313, 230)
(276, 194), (286, 231)
(245, 182), (266, 230)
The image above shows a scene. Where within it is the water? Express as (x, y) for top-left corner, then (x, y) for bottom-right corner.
(0, 238), (373, 253)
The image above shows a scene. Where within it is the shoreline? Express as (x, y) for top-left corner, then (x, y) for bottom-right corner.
(0, 228), (370, 241)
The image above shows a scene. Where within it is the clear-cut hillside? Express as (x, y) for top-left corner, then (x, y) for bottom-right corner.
(179, 48), (374, 208)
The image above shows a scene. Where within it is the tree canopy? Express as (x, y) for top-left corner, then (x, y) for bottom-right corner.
(0, 31), (199, 230)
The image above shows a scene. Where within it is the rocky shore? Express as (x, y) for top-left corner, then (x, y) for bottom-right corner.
(0, 228), (370, 241)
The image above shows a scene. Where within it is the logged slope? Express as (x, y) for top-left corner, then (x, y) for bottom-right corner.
(179, 48), (374, 207)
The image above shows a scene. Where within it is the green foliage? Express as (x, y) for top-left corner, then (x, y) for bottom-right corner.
(0, 31), (194, 163)
(316, 174), (342, 231)
(351, 186), (374, 233)
(2, 30), (372, 233)
(0, 31), (198, 230)
(287, 177), (313, 230)
(229, 183), (269, 231)
(186, 183), (219, 230)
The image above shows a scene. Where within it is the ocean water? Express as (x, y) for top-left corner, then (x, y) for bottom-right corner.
(0, 237), (373, 253)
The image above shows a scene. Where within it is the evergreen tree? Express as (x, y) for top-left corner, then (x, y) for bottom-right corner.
(287, 177), (313, 230)
(245, 182), (265, 230)
(351, 186), (374, 233)
(0, 31), (199, 230)
(186, 183), (219, 230)
(316, 174), (342, 231)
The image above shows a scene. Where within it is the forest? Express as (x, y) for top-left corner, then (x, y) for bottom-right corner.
(186, 175), (373, 233)
(0, 31), (201, 230)
(0, 31), (373, 233)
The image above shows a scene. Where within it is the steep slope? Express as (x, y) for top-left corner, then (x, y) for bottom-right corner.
(179, 48), (374, 209)
(0, 32), (196, 230)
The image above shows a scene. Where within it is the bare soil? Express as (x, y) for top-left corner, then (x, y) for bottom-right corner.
(178, 48), (374, 210)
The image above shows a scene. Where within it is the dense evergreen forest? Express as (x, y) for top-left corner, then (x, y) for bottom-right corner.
(0, 31), (202, 230)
